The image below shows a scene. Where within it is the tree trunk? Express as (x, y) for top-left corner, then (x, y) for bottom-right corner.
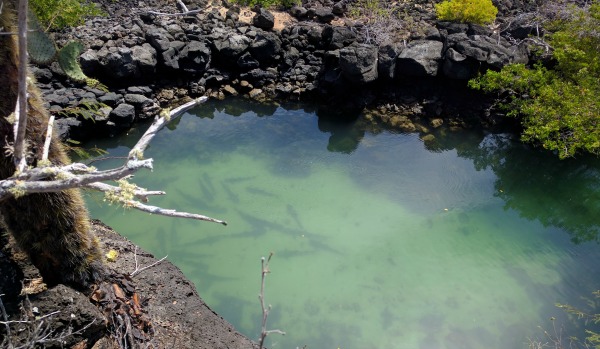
(0, 0), (104, 289)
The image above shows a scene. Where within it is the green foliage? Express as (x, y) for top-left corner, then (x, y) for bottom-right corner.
(27, 9), (57, 64)
(57, 41), (87, 82)
(435, 0), (498, 25)
(30, 0), (103, 30)
(27, 10), (107, 88)
(555, 290), (600, 348)
(232, 0), (299, 9)
(59, 101), (108, 121)
(469, 1), (600, 159)
(348, 0), (390, 19)
(65, 139), (108, 160)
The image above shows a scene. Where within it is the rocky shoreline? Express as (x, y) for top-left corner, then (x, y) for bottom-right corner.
(1, 220), (259, 349)
(39, 0), (540, 141)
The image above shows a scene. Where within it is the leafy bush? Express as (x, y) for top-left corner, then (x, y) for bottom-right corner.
(469, 1), (600, 159)
(30, 0), (103, 30)
(232, 0), (299, 9)
(435, 0), (498, 25)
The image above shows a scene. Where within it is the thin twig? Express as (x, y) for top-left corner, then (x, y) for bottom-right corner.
(130, 245), (169, 278)
(145, 9), (202, 16)
(0, 310), (61, 325)
(125, 200), (227, 225)
(258, 253), (285, 348)
(146, 0), (206, 17)
(85, 155), (129, 166)
(0, 294), (13, 346)
(41, 114), (54, 162)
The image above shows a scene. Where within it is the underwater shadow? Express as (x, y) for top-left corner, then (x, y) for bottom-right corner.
(454, 133), (600, 244)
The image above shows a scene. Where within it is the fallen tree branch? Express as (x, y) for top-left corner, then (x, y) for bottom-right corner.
(131, 96), (207, 159)
(41, 114), (54, 162)
(84, 182), (166, 202)
(0, 158), (154, 199)
(146, 0), (204, 17)
(0, 96), (227, 224)
(258, 253), (285, 348)
(125, 200), (227, 225)
(146, 8), (202, 16)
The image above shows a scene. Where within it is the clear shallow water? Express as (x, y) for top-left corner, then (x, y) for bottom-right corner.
(82, 98), (600, 349)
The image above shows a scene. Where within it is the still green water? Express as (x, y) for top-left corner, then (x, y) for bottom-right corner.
(83, 98), (600, 349)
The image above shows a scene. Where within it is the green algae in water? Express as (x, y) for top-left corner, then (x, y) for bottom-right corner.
(83, 99), (600, 349)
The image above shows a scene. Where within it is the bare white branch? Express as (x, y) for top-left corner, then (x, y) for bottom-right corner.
(0, 159), (154, 200)
(124, 200), (227, 225)
(145, 0), (210, 17)
(84, 182), (165, 202)
(41, 114), (54, 162)
(0, 95), (226, 225)
(175, 0), (189, 13)
(258, 254), (285, 348)
(0, 294), (12, 344)
(130, 246), (169, 278)
(145, 9), (202, 16)
(0, 310), (61, 325)
(131, 96), (207, 159)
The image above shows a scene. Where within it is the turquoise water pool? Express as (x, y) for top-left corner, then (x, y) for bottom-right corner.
(83, 98), (600, 349)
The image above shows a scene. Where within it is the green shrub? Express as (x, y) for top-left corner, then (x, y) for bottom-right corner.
(469, 1), (600, 159)
(435, 0), (498, 25)
(30, 0), (104, 30)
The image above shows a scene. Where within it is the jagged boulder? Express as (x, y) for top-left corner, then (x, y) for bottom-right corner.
(132, 44), (158, 75)
(179, 41), (211, 74)
(448, 33), (529, 69)
(213, 34), (252, 62)
(110, 103), (136, 126)
(94, 46), (138, 79)
(253, 8), (275, 30)
(240, 68), (278, 87)
(339, 43), (378, 84)
(237, 52), (260, 70)
(378, 44), (400, 80)
(161, 41), (185, 70)
(146, 27), (174, 52)
(396, 40), (444, 77)
(442, 47), (480, 79)
(80, 41), (157, 81)
(249, 32), (282, 65)
(314, 7), (335, 23)
(322, 25), (356, 49)
(290, 5), (309, 19)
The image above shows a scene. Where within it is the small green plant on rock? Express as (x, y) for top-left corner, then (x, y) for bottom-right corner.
(435, 0), (498, 25)
(30, 0), (104, 30)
